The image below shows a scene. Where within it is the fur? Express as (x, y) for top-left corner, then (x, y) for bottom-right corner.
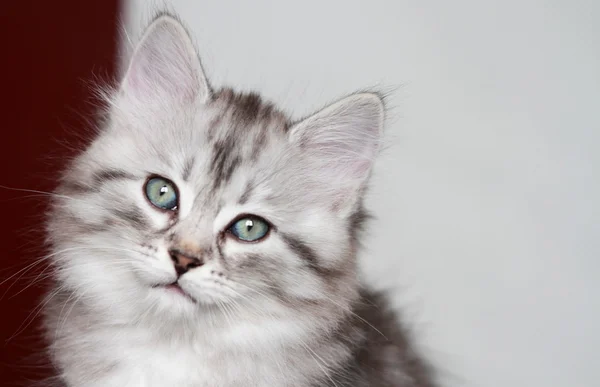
(42, 13), (438, 387)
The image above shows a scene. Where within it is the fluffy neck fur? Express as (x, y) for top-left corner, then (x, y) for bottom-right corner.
(41, 13), (437, 387)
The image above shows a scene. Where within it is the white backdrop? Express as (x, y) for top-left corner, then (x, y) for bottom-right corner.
(123, 1), (600, 386)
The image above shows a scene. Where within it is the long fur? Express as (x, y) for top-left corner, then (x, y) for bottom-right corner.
(41, 12), (438, 387)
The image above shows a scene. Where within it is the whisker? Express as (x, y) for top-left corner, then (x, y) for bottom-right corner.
(297, 339), (339, 387)
(260, 276), (388, 340)
(0, 184), (80, 202)
(57, 288), (90, 341)
(7, 284), (65, 343)
(8, 264), (55, 299)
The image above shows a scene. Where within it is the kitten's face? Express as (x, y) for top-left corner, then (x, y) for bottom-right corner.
(48, 16), (383, 330)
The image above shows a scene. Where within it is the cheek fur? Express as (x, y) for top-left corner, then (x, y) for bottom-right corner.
(219, 233), (343, 304)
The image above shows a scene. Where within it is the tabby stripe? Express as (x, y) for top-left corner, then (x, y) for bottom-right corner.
(111, 207), (148, 228)
(91, 169), (137, 186)
(281, 233), (330, 276)
(182, 157), (195, 181)
(209, 135), (239, 190)
(60, 169), (137, 195)
(238, 180), (254, 205)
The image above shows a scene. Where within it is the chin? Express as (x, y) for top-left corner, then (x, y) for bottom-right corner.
(150, 285), (199, 316)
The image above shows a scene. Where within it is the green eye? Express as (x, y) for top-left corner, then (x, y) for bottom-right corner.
(145, 176), (178, 211)
(228, 216), (270, 242)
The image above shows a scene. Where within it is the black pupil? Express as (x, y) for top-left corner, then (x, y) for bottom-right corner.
(245, 220), (254, 231)
(159, 185), (169, 196)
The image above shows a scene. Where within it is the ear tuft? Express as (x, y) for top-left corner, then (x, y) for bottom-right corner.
(121, 15), (210, 105)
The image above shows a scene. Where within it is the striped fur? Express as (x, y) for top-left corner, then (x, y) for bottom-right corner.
(42, 12), (438, 387)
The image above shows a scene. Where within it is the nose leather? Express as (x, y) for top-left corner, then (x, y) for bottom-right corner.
(169, 249), (203, 276)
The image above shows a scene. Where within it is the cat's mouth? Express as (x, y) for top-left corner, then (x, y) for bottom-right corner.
(155, 282), (196, 303)
(165, 283), (186, 295)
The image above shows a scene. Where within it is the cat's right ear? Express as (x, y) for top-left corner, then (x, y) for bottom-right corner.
(120, 15), (210, 106)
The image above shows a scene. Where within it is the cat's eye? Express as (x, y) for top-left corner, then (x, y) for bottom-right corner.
(228, 216), (270, 242)
(144, 176), (178, 211)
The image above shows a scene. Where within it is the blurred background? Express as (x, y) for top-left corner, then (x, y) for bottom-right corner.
(1, 1), (599, 386)
(0, 2), (121, 385)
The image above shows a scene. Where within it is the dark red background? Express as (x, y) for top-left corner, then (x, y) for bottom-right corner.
(0, 2), (120, 384)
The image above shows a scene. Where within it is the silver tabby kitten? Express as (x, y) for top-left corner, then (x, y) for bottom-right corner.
(43, 13), (437, 387)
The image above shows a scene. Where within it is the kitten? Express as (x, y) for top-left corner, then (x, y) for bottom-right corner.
(42, 12), (438, 387)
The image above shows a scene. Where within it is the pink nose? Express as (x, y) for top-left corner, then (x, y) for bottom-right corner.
(169, 249), (203, 276)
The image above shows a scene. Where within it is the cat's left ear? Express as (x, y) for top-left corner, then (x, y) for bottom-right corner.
(121, 15), (210, 105)
(289, 93), (384, 210)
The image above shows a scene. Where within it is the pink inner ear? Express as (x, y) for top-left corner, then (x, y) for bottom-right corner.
(122, 18), (205, 104)
(292, 94), (383, 187)
(312, 125), (377, 180)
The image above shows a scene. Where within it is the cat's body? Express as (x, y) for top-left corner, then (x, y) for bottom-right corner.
(42, 13), (437, 387)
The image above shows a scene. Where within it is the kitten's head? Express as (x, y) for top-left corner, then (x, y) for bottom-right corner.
(48, 15), (383, 337)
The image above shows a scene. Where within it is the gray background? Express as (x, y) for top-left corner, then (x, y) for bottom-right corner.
(124, 1), (600, 386)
